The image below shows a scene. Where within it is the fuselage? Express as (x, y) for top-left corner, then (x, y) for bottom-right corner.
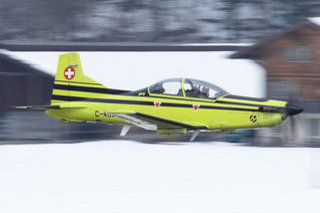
(46, 91), (288, 131)
(16, 53), (303, 141)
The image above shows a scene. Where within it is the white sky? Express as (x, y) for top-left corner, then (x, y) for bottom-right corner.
(2, 50), (265, 97)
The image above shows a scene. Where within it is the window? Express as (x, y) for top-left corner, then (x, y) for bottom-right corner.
(149, 79), (183, 96)
(183, 79), (227, 99)
(284, 46), (312, 63)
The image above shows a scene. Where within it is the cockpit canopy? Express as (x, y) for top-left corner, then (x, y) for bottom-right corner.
(148, 78), (228, 99)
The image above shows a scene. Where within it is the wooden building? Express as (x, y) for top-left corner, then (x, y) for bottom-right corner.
(231, 18), (320, 103)
(231, 18), (320, 145)
(0, 53), (54, 110)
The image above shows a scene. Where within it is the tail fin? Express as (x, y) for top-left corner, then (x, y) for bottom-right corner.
(51, 53), (107, 104)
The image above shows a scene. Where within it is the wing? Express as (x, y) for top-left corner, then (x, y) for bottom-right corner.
(111, 111), (208, 131)
(12, 104), (85, 111)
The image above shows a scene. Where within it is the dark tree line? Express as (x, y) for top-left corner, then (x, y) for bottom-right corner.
(1, 0), (320, 43)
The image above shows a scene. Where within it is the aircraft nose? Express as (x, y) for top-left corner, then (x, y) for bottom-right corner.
(286, 103), (304, 116)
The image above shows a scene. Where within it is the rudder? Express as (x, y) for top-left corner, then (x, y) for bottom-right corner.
(51, 52), (107, 104)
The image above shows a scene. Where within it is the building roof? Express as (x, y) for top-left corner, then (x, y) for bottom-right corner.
(230, 18), (320, 59)
(0, 51), (52, 78)
(0, 42), (248, 52)
(308, 17), (320, 26)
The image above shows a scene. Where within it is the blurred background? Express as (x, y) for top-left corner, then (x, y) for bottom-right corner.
(0, 0), (319, 146)
(1, 0), (320, 43)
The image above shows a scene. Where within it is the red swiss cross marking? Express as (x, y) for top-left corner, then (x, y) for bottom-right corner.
(193, 104), (200, 112)
(154, 102), (161, 109)
(64, 67), (75, 80)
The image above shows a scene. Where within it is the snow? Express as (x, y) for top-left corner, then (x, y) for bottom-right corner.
(0, 141), (319, 213)
(2, 50), (265, 97)
(308, 17), (320, 26)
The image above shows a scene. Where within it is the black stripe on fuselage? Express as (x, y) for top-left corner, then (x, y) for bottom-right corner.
(224, 95), (269, 102)
(51, 95), (262, 112)
(53, 84), (215, 102)
(53, 84), (246, 105)
(215, 100), (284, 109)
(52, 84), (286, 112)
(53, 84), (284, 109)
(148, 95), (216, 103)
(53, 84), (130, 94)
(55, 80), (102, 86)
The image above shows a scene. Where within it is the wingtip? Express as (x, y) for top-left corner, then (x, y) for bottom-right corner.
(11, 106), (28, 109)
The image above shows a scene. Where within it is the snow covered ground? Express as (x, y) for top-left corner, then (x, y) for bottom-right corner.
(0, 141), (319, 213)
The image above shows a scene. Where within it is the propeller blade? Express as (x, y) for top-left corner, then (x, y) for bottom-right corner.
(286, 103), (304, 116)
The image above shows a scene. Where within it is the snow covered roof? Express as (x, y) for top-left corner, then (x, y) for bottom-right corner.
(308, 17), (320, 26)
(0, 42), (249, 52)
(231, 17), (320, 59)
(0, 49), (51, 77)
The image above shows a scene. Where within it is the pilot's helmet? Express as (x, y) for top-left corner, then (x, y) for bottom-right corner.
(154, 83), (165, 93)
(202, 87), (209, 93)
(159, 84), (165, 92)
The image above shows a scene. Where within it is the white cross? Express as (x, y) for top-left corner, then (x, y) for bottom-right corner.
(65, 67), (75, 79)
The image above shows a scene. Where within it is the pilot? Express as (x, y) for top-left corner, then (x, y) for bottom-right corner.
(153, 83), (165, 94)
(193, 85), (202, 96)
(187, 85), (198, 97)
(202, 87), (210, 98)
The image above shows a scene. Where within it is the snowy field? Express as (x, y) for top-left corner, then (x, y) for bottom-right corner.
(0, 141), (319, 213)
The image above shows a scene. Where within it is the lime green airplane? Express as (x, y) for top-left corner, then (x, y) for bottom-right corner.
(15, 52), (303, 141)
